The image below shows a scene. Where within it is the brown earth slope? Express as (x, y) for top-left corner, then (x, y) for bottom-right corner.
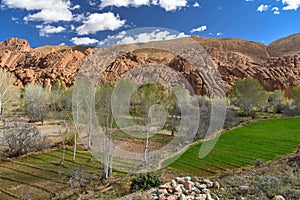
(0, 34), (300, 96)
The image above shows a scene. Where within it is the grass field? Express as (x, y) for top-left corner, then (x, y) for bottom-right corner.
(169, 117), (300, 176)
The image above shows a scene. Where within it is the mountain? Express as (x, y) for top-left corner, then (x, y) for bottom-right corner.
(267, 33), (300, 57)
(1, 34), (300, 96)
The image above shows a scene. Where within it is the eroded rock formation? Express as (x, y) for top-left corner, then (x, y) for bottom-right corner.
(1, 34), (300, 96)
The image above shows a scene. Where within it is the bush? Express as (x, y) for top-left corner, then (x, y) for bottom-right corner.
(0, 117), (48, 157)
(280, 189), (300, 200)
(254, 159), (264, 167)
(130, 173), (163, 192)
(251, 176), (282, 198)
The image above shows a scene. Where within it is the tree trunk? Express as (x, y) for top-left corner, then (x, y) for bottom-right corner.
(73, 129), (76, 161)
(0, 98), (3, 116)
(103, 107), (109, 179)
(109, 115), (113, 176)
(144, 124), (150, 164)
(87, 108), (92, 150)
(61, 138), (65, 165)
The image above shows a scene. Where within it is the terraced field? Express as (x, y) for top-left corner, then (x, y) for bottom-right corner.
(0, 148), (102, 200)
(1, 117), (299, 199)
(170, 117), (300, 176)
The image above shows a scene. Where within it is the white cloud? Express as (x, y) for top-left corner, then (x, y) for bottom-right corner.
(76, 12), (126, 35)
(99, 0), (188, 11)
(88, 0), (97, 6)
(71, 37), (99, 45)
(2, 0), (73, 23)
(24, 9), (73, 23)
(73, 14), (85, 22)
(272, 7), (280, 14)
(209, 32), (223, 37)
(11, 17), (18, 21)
(71, 4), (80, 10)
(99, 29), (188, 46)
(191, 25), (207, 33)
(158, 0), (188, 11)
(36, 25), (66, 36)
(100, 0), (150, 9)
(193, 2), (200, 7)
(152, 0), (159, 5)
(282, 0), (300, 10)
(257, 4), (269, 12)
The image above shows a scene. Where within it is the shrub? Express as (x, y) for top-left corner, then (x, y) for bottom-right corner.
(1, 117), (48, 157)
(280, 189), (300, 200)
(130, 173), (163, 192)
(254, 159), (264, 167)
(251, 176), (282, 198)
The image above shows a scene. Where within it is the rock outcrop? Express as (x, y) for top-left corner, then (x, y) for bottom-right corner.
(1, 34), (300, 96)
(0, 38), (89, 87)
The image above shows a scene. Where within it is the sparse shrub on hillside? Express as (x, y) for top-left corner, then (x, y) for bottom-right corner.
(114, 180), (131, 197)
(0, 117), (48, 158)
(130, 173), (163, 192)
(280, 189), (300, 200)
(282, 105), (300, 117)
(250, 176), (282, 198)
(254, 159), (264, 167)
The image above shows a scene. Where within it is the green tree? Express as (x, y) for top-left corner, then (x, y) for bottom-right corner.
(268, 90), (286, 113)
(291, 86), (300, 108)
(229, 78), (268, 116)
(50, 78), (67, 112)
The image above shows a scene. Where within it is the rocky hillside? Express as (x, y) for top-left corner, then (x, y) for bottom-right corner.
(0, 38), (90, 87)
(1, 34), (300, 96)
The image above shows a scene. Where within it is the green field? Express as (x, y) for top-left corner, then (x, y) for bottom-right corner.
(1, 117), (300, 199)
(0, 148), (103, 200)
(170, 117), (300, 176)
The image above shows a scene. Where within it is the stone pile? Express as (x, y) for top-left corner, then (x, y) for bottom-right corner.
(150, 177), (220, 200)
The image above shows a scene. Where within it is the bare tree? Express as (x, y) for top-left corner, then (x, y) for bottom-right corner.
(96, 83), (114, 179)
(72, 77), (94, 161)
(59, 121), (68, 165)
(25, 84), (50, 124)
(72, 82), (81, 161)
(1, 117), (48, 157)
(131, 83), (168, 164)
(0, 69), (18, 116)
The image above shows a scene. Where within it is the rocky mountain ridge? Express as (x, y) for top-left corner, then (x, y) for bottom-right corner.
(1, 34), (300, 96)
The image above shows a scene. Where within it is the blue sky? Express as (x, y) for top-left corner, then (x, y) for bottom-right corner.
(0, 0), (299, 47)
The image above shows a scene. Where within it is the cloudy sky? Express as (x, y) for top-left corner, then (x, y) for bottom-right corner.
(0, 0), (299, 47)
